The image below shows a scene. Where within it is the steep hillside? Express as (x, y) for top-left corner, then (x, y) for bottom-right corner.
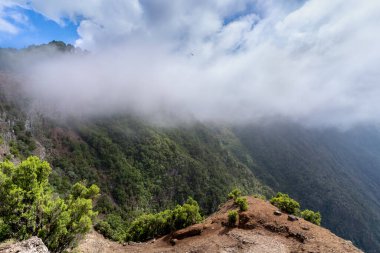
(1, 66), (379, 252)
(0, 72), (270, 215)
(76, 196), (362, 253)
(0, 75), (271, 216)
(234, 123), (380, 252)
(41, 117), (272, 215)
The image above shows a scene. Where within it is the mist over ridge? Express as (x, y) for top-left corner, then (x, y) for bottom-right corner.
(1, 0), (380, 128)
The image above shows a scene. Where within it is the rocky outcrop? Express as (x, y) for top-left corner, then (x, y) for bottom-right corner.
(77, 197), (363, 253)
(0, 237), (49, 253)
(172, 224), (204, 240)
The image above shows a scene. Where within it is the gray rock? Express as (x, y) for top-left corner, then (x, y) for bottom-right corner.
(288, 215), (299, 221)
(0, 237), (49, 253)
(274, 210), (282, 216)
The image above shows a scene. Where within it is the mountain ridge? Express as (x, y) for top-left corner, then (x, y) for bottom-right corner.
(77, 196), (362, 253)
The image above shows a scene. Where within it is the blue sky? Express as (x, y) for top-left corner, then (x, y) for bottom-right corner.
(0, 1), (306, 50)
(0, 6), (78, 48)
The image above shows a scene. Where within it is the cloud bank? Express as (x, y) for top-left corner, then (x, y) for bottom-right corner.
(5, 0), (380, 127)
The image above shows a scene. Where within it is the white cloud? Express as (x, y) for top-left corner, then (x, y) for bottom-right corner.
(4, 0), (380, 127)
(0, 1), (24, 34)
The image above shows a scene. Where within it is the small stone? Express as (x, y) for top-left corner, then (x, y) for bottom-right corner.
(301, 225), (310, 230)
(170, 238), (178, 246)
(288, 215), (299, 221)
(274, 210), (282, 216)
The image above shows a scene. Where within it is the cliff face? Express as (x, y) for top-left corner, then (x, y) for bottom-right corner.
(77, 197), (362, 253)
(0, 237), (49, 253)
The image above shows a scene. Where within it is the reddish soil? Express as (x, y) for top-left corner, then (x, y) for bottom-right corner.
(76, 197), (363, 253)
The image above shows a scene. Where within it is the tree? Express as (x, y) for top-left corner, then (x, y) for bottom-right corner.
(0, 157), (99, 252)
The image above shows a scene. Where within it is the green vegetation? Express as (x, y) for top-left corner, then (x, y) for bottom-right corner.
(234, 123), (380, 251)
(94, 214), (128, 242)
(228, 188), (242, 200)
(227, 189), (248, 211)
(270, 192), (300, 214)
(0, 157), (99, 252)
(42, 118), (271, 239)
(269, 192), (322, 225)
(95, 197), (202, 242)
(235, 197), (248, 211)
(301, 209), (322, 225)
(227, 210), (238, 226)
(0, 89), (36, 159)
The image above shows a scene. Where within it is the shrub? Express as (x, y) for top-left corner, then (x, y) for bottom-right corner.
(127, 213), (169, 242)
(227, 210), (238, 226)
(127, 197), (202, 242)
(94, 214), (129, 242)
(301, 209), (322, 225)
(172, 197), (203, 229)
(235, 197), (248, 211)
(95, 221), (113, 239)
(228, 188), (242, 200)
(270, 192), (300, 214)
(0, 218), (10, 241)
(0, 157), (99, 252)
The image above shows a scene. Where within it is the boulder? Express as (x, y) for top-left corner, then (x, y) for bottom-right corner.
(0, 237), (49, 253)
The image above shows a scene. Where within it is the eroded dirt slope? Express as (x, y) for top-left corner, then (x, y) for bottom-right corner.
(77, 197), (362, 253)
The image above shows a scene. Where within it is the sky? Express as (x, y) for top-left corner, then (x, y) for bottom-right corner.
(1, 0), (380, 127)
(0, 3), (78, 48)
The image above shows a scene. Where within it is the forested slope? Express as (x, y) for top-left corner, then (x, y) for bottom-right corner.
(234, 123), (380, 252)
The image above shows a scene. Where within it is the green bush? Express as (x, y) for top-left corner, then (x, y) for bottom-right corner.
(127, 212), (170, 242)
(235, 197), (248, 211)
(94, 214), (128, 242)
(172, 197), (203, 229)
(301, 209), (322, 225)
(95, 221), (114, 239)
(228, 188), (242, 200)
(0, 157), (99, 252)
(270, 192), (300, 214)
(227, 210), (238, 226)
(0, 218), (10, 241)
(127, 197), (202, 242)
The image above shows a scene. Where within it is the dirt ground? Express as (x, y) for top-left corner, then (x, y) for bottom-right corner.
(76, 197), (362, 253)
